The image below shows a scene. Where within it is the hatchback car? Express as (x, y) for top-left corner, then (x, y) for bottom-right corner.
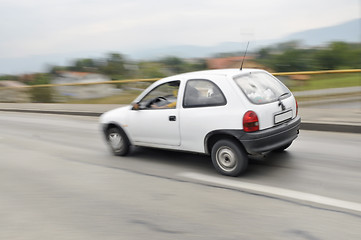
(100, 68), (301, 176)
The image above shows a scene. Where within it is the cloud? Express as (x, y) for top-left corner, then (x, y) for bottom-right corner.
(0, 0), (359, 72)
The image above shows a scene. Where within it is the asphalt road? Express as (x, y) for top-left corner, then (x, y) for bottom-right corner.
(1, 112), (361, 240)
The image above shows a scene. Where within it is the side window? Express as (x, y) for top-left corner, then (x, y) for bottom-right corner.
(183, 79), (227, 108)
(138, 81), (180, 109)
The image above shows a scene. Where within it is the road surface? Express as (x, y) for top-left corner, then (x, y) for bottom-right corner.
(1, 112), (360, 239)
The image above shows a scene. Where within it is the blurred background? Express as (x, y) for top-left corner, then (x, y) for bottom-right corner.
(0, 41), (360, 105)
(0, 0), (360, 105)
(1, 1), (361, 239)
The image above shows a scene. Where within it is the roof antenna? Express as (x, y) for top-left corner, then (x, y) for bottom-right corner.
(240, 41), (249, 71)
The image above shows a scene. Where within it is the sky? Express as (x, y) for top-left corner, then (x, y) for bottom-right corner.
(0, 0), (360, 74)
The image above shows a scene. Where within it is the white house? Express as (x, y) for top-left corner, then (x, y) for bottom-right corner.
(52, 72), (116, 100)
(0, 81), (31, 103)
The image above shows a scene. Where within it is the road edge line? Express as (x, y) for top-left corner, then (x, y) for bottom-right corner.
(179, 172), (361, 213)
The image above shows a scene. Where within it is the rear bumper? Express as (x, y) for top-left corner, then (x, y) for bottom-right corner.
(239, 116), (301, 154)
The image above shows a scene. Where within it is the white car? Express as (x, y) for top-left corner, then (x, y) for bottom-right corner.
(100, 68), (301, 176)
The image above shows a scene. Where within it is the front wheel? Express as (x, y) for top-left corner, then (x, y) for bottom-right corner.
(106, 127), (130, 156)
(211, 139), (248, 177)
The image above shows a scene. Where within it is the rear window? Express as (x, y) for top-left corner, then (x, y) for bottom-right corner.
(233, 72), (290, 104)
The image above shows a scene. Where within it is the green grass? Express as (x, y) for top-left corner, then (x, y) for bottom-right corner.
(288, 73), (361, 92)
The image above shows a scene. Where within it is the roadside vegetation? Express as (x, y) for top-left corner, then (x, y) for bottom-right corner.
(256, 41), (361, 72)
(288, 73), (361, 92)
(0, 41), (360, 104)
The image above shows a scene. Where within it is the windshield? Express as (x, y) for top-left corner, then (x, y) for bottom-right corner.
(233, 72), (290, 104)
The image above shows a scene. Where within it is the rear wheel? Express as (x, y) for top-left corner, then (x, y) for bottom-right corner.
(211, 139), (248, 177)
(106, 127), (130, 156)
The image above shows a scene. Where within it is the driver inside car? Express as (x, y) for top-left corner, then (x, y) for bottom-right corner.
(151, 89), (178, 109)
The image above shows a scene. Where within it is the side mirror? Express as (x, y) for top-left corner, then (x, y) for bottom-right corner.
(132, 102), (140, 110)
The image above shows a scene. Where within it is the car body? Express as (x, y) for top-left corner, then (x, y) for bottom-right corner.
(100, 68), (301, 176)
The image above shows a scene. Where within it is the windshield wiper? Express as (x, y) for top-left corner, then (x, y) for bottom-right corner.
(278, 93), (288, 111)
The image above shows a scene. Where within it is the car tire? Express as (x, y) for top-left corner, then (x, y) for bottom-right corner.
(106, 127), (130, 156)
(274, 142), (292, 152)
(211, 139), (248, 177)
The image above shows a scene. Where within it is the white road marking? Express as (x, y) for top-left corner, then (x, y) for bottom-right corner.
(180, 172), (361, 212)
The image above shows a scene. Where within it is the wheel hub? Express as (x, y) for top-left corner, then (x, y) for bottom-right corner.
(216, 147), (237, 172)
(109, 132), (123, 150)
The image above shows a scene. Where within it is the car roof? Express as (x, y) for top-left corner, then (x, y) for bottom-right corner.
(162, 68), (266, 82)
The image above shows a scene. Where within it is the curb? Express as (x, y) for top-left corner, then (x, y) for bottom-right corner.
(1, 108), (360, 134)
(301, 122), (361, 134)
(0, 108), (101, 117)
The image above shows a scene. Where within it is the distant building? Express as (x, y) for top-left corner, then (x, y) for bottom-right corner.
(19, 74), (36, 83)
(52, 72), (116, 100)
(0, 81), (31, 103)
(207, 56), (272, 71)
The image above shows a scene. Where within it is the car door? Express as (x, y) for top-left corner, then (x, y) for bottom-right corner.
(128, 80), (181, 146)
(180, 78), (229, 153)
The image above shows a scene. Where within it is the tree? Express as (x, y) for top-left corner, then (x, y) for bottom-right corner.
(273, 49), (315, 72)
(258, 48), (271, 59)
(314, 49), (338, 70)
(255, 41), (359, 71)
(72, 58), (97, 72)
(314, 42), (359, 70)
(0, 75), (18, 81)
(99, 53), (128, 79)
(160, 56), (185, 74)
(28, 73), (53, 102)
(159, 56), (206, 74)
(138, 62), (167, 78)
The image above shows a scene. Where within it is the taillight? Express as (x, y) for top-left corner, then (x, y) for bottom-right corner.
(243, 111), (259, 132)
(295, 98), (298, 116)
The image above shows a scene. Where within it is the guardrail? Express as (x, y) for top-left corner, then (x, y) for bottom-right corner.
(0, 78), (159, 90)
(272, 69), (361, 76)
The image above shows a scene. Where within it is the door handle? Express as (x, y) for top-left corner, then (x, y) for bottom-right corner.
(169, 115), (176, 121)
